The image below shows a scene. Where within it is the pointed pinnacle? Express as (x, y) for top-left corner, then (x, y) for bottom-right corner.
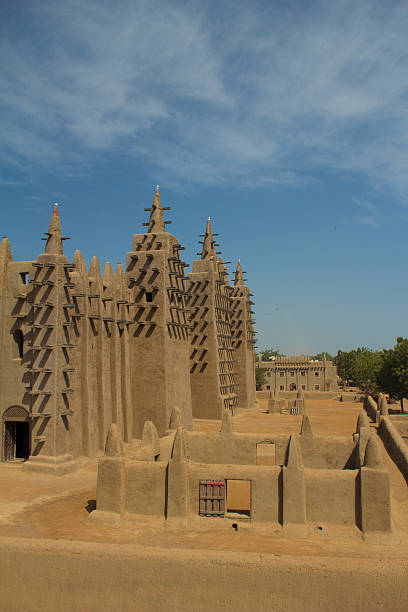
(300, 414), (313, 438)
(364, 436), (384, 468)
(0, 236), (13, 262)
(357, 411), (370, 432)
(201, 217), (216, 260)
(169, 406), (182, 429)
(234, 259), (244, 286)
(147, 187), (166, 233)
(44, 203), (63, 255)
(171, 427), (189, 460)
(286, 435), (303, 468)
(104, 423), (123, 457)
(141, 420), (160, 455)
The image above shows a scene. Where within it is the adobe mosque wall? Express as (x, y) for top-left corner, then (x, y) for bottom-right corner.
(0, 189), (256, 473)
(89, 407), (392, 543)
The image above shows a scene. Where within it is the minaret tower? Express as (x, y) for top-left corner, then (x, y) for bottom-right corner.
(186, 219), (237, 419)
(24, 204), (77, 474)
(230, 259), (256, 411)
(126, 187), (193, 436)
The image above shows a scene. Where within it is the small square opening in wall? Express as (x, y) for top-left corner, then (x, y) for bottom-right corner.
(279, 385), (284, 391)
(145, 292), (153, 302)
(301, 385), (306, 390)
(315, 384), (320, 390)
(226, 480), (251, 517)
(20, 272), (29, 284)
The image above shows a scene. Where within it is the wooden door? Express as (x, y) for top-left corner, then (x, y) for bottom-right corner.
(199, 480), (225, 516)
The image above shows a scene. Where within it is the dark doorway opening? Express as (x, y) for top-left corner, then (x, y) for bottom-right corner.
(13, 329), (24, 359)
(3, 421), (30, 461)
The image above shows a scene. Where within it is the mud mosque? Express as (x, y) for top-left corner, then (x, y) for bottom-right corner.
(0, 188), (406, 611)
(0, 188), (256, 473)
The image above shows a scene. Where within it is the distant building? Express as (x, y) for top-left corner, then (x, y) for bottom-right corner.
(257, 355), (338, 392)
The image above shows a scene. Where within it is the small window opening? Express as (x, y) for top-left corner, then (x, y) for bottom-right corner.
(279, 385), (284, 391)
(13, 330), (24, 359)
(266, 385), (270, 390)
(290, 370), (295, 376)
(315, 372), (319, 377)
(301, 385), (306, 390)
(257, 442), (275, 466)
(301, 371), (306, 377)
(145, 292), (153, 303)
(226, 480), (251, 518)
(315, 384), (320, 390)
(20, 272), (29, 284)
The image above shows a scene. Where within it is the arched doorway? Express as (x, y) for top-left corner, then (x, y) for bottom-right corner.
(2, 406), (30, 461)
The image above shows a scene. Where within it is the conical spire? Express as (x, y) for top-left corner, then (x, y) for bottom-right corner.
(45, 203), (63, 255)
(286, 435), (303, 468)
(141, 420), (160, 456)
(300, 414), (313, 439)
(201, 217), (216, 260)
(171, 427), (189, 460)
(357, 411), (370, 432)
(169, 406), (182, 430)
(234, 259), (244, 286)
(364, 436), (384, 468)
(147, 186), (165, 233)
(104, 423), (123, 457)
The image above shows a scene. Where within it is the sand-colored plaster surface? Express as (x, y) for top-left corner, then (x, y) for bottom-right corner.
(1, 399), (408, 562)
(195, 397), (364, 436)
(1, 399), (408, 611)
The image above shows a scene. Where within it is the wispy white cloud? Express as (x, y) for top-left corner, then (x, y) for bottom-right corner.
(1, 0), (408, 196)
(354, 198), (375, 211)
(353, 196), (381, 227)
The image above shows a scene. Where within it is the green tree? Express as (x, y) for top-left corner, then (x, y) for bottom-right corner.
(259, 348), (283, 361)
(350, 347), (382, 392)
(334, 350), (355, 385)
(310, 352), (334, 361)
(377, 337), (408, 412)
(334, 347), (382, 390)
(255, 366), (267, 390)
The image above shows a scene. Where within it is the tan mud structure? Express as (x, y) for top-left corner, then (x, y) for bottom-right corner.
(90, 409), (392, 542)
(258, 354), (338, 392)
(0, 191), (256, 473)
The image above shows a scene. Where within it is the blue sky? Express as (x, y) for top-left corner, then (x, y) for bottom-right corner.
(1, 0), (408, 355)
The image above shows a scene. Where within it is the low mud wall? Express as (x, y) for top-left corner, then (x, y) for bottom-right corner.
(379, 416), (408, 479)
(364, 395), (379, 423)
(256, 391), (339, 401)
(1, 537), (407, 612)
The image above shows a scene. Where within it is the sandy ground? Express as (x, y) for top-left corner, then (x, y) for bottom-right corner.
(0, 398), (407, 561)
